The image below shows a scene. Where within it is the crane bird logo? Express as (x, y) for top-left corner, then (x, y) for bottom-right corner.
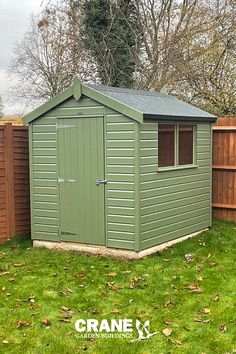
(134, 320), (158, 341)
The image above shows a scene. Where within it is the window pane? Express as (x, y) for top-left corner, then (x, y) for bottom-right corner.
(179, 125), (193, 165)
(158, 124), (175, 167)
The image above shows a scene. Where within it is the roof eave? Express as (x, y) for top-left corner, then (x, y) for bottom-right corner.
(23, 86), (74, 125)
(144, 113), (217, 123)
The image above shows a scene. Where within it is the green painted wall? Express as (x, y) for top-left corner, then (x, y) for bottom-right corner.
(29, 95), (138, 249)
(105, 107), (139, 250)
(30, 107), (59, 241)
(139, 121), (212, 251)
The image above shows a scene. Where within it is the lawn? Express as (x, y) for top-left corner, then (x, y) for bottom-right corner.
(0, 220), (235, 354)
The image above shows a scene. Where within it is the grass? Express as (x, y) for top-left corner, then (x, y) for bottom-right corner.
(0, 220), (235, 354)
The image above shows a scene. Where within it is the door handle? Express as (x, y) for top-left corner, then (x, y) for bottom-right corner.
(96, 179), (107, 185)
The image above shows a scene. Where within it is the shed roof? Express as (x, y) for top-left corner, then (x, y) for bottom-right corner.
(23, 76), (217, 124)
(86, 83), (216, 121)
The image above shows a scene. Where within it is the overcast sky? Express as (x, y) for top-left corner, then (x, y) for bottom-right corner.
(0, 0), (44, 114)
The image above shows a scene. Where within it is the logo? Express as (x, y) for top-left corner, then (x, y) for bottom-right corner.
(135, 320), (157, 340)
(74, 318), (157, 340)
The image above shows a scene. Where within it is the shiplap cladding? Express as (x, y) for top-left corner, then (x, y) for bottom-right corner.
(105, 108), (138, 250)
(30, 95), (106, 242)
(140, 122), (212, 250)
(30, 106), (59, 241)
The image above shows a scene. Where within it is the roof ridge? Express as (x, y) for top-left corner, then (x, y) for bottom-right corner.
(86, 83), (172, 98)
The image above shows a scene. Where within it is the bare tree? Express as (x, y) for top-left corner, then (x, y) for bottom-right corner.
(9, 1), (97, 107)
(177, 0), (236, 115)
(133, 0), (236, 114)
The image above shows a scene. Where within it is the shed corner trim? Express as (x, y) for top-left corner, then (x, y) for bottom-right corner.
(81, 83), (143, 123)
(22, 86), (74, 125)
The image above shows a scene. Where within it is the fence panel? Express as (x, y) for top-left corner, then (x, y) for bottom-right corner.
(0, 123), (30, 243)
(212, 117), (236, 221)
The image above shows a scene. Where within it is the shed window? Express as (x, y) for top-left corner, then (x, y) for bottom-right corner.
(158, 124), (175, 167)
(158, 124), (195, 168)
(179, 125), (193, 165)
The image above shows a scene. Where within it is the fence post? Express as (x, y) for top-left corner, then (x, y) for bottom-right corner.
(5, 123), (16, 238)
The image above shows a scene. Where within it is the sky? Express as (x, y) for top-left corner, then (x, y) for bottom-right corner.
(0, 0), (44, 114)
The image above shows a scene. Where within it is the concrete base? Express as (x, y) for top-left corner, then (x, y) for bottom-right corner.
(33, 228), (209, 260)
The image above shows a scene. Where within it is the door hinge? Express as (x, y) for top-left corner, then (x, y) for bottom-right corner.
(57, 178), (77, 184)
(56, 124), (75, 129)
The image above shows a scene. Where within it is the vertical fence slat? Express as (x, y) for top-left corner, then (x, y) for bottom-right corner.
(212, 117), (236, 222)
(5, 123), (16, 238)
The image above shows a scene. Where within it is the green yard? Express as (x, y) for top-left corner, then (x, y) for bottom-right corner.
(0, 220), (235, 354)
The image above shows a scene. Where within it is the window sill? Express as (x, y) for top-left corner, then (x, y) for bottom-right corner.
(157, 164), (198, 172)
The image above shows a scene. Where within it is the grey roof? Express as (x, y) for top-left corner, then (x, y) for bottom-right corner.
(87, 83), (217, 122)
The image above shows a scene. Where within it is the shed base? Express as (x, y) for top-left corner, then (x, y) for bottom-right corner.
(33, 228), (209, 260)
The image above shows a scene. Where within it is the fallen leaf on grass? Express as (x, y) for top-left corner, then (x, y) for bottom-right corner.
(13, 263), (26, 267)
(106, 282), (119, 291)
(42, 318), (51, 326)
(185, 253), (195, 262)
(1, 287), (6, 291)
(213, 295), (219, 302)
(61, 306), (71, 312)
(31, 312), (40, 317)
(0, 272), (9, 276)
(163, 320), (174, 325)
(163, 259), (171, 262)
(164, 300), (174, 308)
(208, 262), (217, 267)
(67, 287), (73, 293)
(194, 318), (210, 323)
(202, 308), (211, 314)
(28, 295), (35, 303)
(106, 272), (117, 277)
(8, 278), (15, 282)
(197, 276), (203, 282)
(16, 320), (30, 328)
(195, 265), (202, 272)
(75, 272), (86, 279)
(170, 339), (182, 345)
(59, 291), (67, 296)
(59, 313), (72, 320)
(186, 284), (203, 293)
(220, 324), (227, 333)
(163, 328), (172, 336)
(122, 270), (131, 274)
(78, 285), (85, 288)
(111, 309), (120, 314)
(58, 319), (71, 323)
(130, 276), (144, 289)
(128, 299), (134, 304)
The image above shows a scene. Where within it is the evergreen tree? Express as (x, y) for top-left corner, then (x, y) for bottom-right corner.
(82, 0), (141, 87)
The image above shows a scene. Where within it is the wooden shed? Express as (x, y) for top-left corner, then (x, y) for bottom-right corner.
(23, 77), (217, 258)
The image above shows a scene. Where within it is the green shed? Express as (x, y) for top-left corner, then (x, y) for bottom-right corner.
(23, 77), (217, 259)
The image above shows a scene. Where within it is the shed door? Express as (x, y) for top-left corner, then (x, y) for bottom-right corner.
(57, 117), (105, 245)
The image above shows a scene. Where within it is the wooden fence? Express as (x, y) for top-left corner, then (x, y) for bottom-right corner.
(0, 123), (30, 243)
(212, 117), (236, 221)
